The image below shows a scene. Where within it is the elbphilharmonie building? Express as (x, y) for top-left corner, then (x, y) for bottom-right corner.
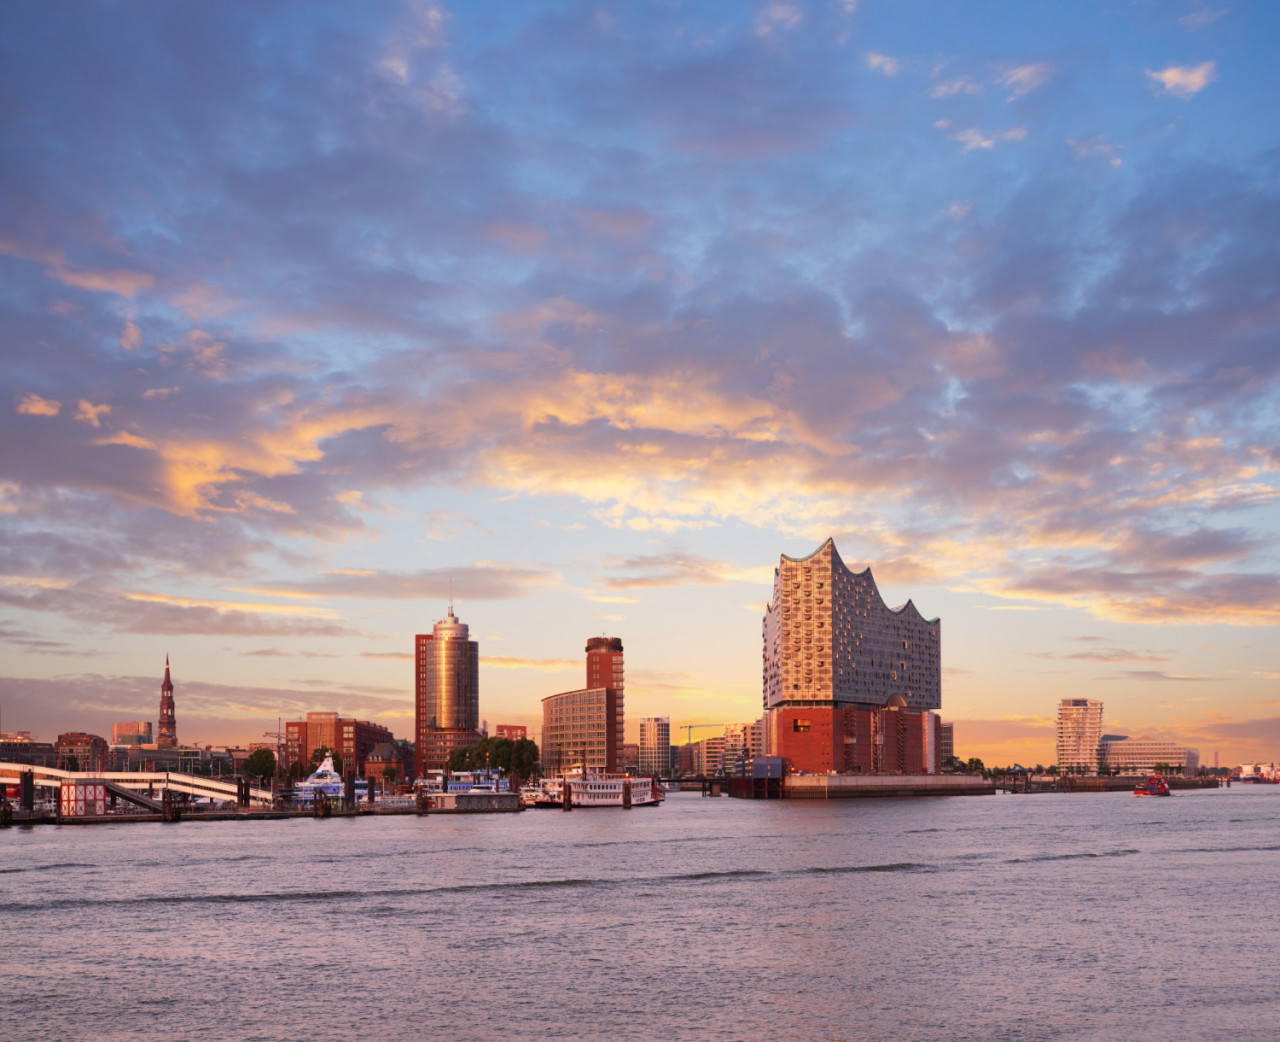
(761, 539), (943, 774)
(762, 538), (941, 713)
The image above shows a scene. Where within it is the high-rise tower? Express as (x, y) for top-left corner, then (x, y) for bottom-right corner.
(157, 655), (177, 749)
(586, 636), (624, 761)
(414, 608), (481, 777)
(1056, 698), (1103, 774)
(541, 637), (626, 775)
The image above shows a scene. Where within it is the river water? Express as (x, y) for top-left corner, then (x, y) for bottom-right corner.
(3, 786), (1279, 1041)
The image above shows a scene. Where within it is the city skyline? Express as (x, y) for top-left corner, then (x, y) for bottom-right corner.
(2, 2), (1278, 766)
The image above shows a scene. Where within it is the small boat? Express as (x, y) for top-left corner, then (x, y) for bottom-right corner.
(1133, 775), (1170, 797)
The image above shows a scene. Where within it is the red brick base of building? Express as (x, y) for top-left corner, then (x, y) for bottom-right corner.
(767, 705), (940, 775)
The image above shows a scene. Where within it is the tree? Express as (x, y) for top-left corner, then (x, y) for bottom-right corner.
(244, 748), (276, 783)
(447, 735), (540, 776)
(62, 754), (80, 772)
(965, 757), (985, 775)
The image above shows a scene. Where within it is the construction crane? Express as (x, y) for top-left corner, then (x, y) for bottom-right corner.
(679, 723), (727, 743)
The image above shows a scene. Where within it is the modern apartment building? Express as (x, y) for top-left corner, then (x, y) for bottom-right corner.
(1056, 698), (1104, 773)
(761, 539), (942, 774)
(415, 608), (482, 776)
(1100, 736), (1200, 775)
(638, 716), (671, 776)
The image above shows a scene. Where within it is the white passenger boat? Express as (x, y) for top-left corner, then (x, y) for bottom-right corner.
(530, 768), (663, 808)
(292, 755), (367, 802)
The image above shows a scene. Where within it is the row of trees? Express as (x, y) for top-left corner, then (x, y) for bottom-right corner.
(447, 736), (539, 778)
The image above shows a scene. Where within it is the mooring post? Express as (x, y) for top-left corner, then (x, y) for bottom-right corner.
(623, 780), (632, 809)
(562, 779), (572, 811)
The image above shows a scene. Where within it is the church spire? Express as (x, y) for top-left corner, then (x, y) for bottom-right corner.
(158, 654), (177, 748)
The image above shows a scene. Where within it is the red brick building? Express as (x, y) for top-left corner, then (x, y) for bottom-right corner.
(365, 741), (414, 788)
(494, 724), (527, 741)
(55, 732), (109, 773)
(767, 700), (940, 775)
(284, 712), (395, 777)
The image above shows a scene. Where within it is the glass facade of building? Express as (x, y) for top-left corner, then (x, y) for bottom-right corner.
(415, 609), (481, 775)
(762, 539), (941, 714)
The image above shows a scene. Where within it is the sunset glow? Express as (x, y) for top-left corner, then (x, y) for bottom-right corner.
(2, 1), (1277, 767)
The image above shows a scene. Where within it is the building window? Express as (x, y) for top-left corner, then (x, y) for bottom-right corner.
(793, 719), (811, 733)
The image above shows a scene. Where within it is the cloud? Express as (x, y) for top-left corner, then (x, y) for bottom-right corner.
(1146, 61), (1217, 98)
(755, 2), (803, 36)
(16, 395), (61, 417)
(1178, 8), (1227, 29)
(999, 62), (1051, 97)
(482, 655), (581, 671)
(1103, 670), (1217, 682)
(602, 552), (735, 589)
(234, 564), (557, 601)
(952, 128), (994, 151)
(931, 76), (982, 99)
(74, 400), (111, 427)
(866, 53), (901, 76)
(1069, 135), (1122, 167)
(0, 581), (353, 637)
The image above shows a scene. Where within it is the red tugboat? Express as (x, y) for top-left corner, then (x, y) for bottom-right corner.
(1133, 774), (1171, 797)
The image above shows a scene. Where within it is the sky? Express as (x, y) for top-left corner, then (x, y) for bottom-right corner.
(2, 0), (1278, 768)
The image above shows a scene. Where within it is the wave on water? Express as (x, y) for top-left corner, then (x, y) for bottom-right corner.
(801, 862), (928, 875)
(0, 862), (97, 874)
(1006, 849), (1140, 863)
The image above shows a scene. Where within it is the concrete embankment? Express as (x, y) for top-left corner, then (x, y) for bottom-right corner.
(782, 774), (996, 799)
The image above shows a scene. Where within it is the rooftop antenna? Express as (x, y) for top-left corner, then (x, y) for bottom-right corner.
(449, 575), (454, 615)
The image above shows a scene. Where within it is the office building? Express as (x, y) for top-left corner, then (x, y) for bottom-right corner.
(158, 655), (177, 749)
(285, 711), (395, 777)
(1056, 699), (1104, 773)
(1100, 736), (1200, 776)
(939, 722), (954, 763)
(638, 716), (671, 776)
(541, 637), (625, 775)
(541, 687), (615, 775)
(494, 724), (527, 741)
(586, 637), (625, 762)
(723, 724), (750, 772)
(415, 608), (482, 776)
(761, 539), (942, 774)
(112, 722), (153, 746)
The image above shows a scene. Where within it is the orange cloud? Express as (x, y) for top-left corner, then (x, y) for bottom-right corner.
(16, 394), (61, 417)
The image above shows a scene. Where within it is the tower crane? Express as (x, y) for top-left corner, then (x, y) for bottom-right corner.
(679, 723), (727, 743)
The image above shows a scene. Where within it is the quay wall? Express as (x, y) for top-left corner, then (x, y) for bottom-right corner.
(783, 774), (995, 799)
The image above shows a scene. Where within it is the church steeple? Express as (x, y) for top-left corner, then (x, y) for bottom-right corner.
(158, 654), (177, 749)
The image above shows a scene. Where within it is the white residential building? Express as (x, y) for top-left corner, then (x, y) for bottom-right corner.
(1056, 698), (1104, 773)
